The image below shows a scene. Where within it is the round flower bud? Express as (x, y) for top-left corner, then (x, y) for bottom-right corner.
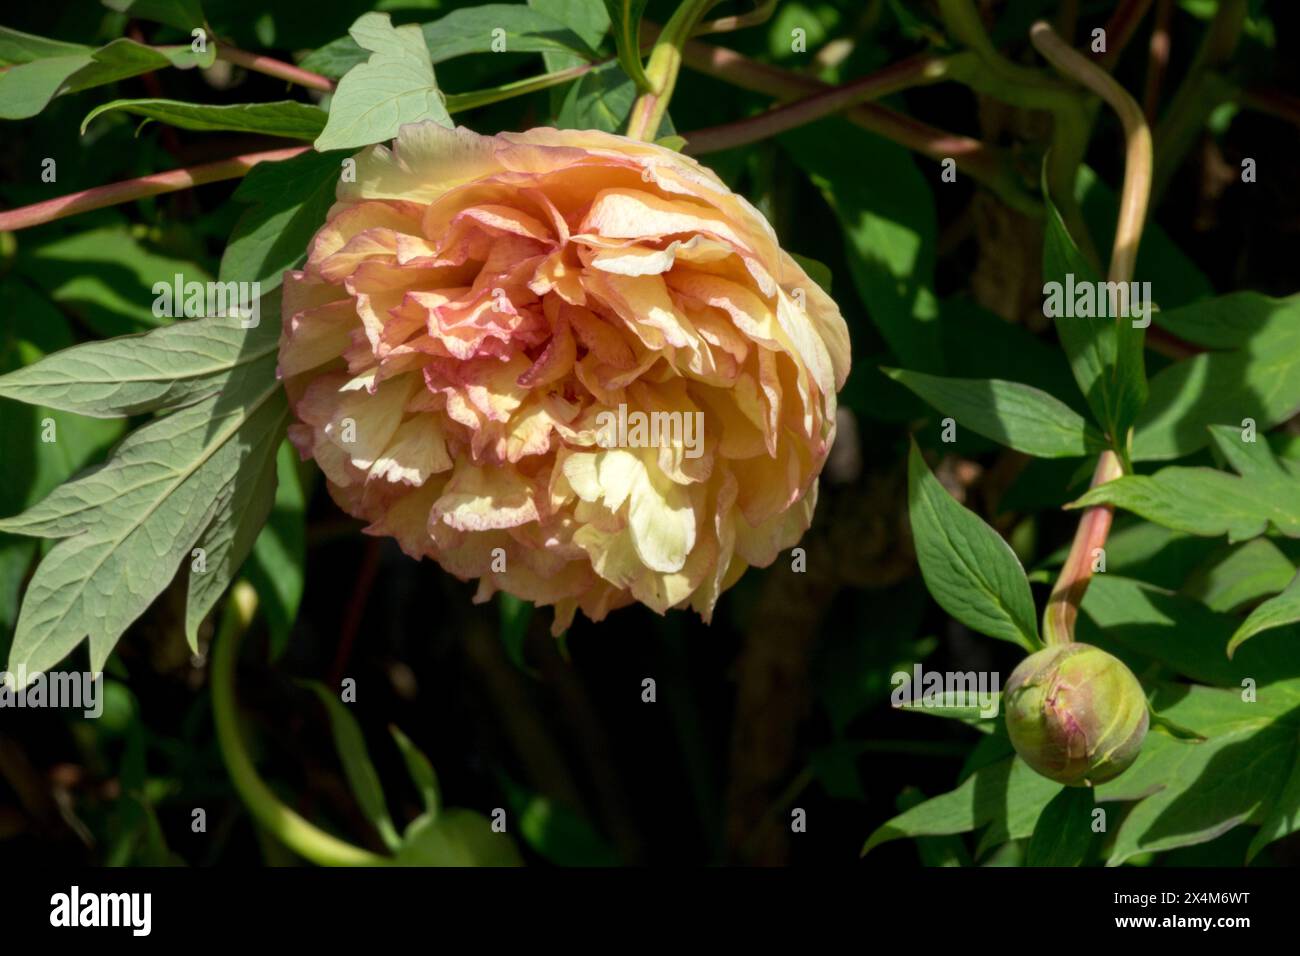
(278, 123), (850, 634)
(1004, 643), (1148, 786)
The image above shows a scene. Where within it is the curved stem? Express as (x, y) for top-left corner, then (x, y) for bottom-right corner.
(0, 146), (308, 233)
(1028, 22), (1154, 644)
(211, 581), (391, 867)
(1030, 21), (1152, 285)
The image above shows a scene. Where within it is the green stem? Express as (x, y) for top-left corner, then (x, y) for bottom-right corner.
(445, 60), (606, 113)
(626, 0), (720, 141)
(211, 581), (390, 867)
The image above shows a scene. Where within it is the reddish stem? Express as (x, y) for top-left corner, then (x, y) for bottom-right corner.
(216, 45), (336, 93)
(0, 146), (309, 233)
(1143, 0), (1174, 121)
(683, 54), (950, 154)
(1097, 0), (1156, 71)
(677, 38), (1035, 212)
(1043, 452), (1123, 645)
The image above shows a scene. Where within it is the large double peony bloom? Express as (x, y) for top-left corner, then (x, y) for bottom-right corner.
(280, 123), (850, 633)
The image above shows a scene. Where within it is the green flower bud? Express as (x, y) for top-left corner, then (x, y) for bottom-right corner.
(1004, 643), (1148, 786)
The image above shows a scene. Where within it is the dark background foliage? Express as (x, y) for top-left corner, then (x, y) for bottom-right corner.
(2, 0), (1299, 866)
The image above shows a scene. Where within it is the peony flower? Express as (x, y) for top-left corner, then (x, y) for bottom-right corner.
(279, 122), (851, 633)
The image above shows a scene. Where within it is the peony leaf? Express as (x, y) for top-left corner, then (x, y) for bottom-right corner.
(1072, 425), (1300, 542)
(862, 756), (1061, 856)
(314, 12), (452, 153)
(394, 808), (523, 866)
(0, 284), (126, 632)
(82, 98), (326, 139)
(389, 726), (441, 818)
(885, 368), (1106, 458)
(1228, 571), (1300, 657)
(1078, 575), (1300, 688)
(907, 440), (1040, 651)
(528, 0), (610, 71)
(1183, 538), (1297, 613)
(1026, 786), (1096, 867)
(785, 120), (941, 371)
(601, 0), (651, 91)
(0, 31), (213, 120)
(300, 4), (601, 78)
(19, 224), (214, 337)
(0, 299), (286, 680)
(1134, 293), (1300, 460)
(220, 149), (340, 291)
(1042, 174), (1146, 459)
(0, 307), (279, 418)
(501, 776), (620, 866)
(302, 681), (402, 851)
(555, 58), (638, 133)
(1096, 682), (1300, 866)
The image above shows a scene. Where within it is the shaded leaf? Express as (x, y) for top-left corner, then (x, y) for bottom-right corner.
(302, 680), (401, 851)
(220, 150), (340, 291)
(886, 368), (1105, 458)
(1042, 174), (1146, 455)
(82, 98), (325, 139)
(1228, 571), (1300, 657)
(394, 808), (523, 866)
(907, 440), (1039, 650)
(389, 725), (441, 818)
(1135, 293), (1300, 460)
(1026, 786), (1096, 866)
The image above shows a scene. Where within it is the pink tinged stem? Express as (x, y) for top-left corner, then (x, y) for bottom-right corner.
(0, 146), (310, 233)
(1043, 451), (1123, 645)
(683, 54), (952, 154)
(1095, 0), (1156, 71)
(1030, 21), (1152, 285)
(677, 38), (1036, 212)
(215, 45), (336, 93)
(1029, 22), (1154, 644)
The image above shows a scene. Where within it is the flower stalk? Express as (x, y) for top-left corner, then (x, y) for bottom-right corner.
(211, 581), (390, 867)
(1029, 21), (1154, 644)
(626, 0), (721, 141)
